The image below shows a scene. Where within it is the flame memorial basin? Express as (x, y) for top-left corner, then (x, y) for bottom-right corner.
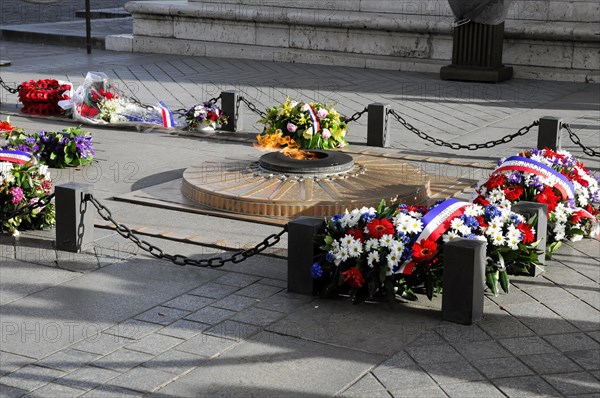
(182, 150), (431, 219)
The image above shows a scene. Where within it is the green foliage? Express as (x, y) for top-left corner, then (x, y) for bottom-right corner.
(2, 127), (95, 168)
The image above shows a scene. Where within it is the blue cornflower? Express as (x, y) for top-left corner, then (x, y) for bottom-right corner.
(509, 213), (522, 226)
(361, 211), (376, 222)
(401, 246), (413, 262)
(485, 205), (502, 219)
(311, 263), (323, 278)
(332, 213), (342, 228)
(325, 252), (335, 264)
(460, 215), (479, 229)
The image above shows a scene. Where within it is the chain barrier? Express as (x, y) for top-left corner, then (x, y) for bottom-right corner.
(388, 109), (539, 151)
(173, 94), (222, 116)
(128, 96), (159, 111)
(3, 76), (597, 155)
(345, 107), (368, 124)
(562, 123), (600, 158)
(85, 194), (287, 268)
(238, 96), (267, 118)
(0, 77), (21, 95)
(0, 193), (55, 222)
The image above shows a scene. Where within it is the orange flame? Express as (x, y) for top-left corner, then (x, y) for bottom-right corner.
(254, 131), (317, 160)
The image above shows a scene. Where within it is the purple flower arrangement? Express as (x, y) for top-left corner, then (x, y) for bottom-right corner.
(2, 127), (95, 168)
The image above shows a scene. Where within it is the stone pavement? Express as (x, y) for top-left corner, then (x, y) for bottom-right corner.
(0, 41), (599, 397)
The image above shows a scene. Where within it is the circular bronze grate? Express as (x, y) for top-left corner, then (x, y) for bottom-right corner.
(182, 153), (431, 219)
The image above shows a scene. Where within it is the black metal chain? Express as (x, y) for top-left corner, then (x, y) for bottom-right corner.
(238, 96), (267, 118)
(388, 109), (539, 151)
(85, 194), (287, 268)
(173, 95), (222, 116)
(0, 77), (21, 95)
(345, 107), (368, 124)
(562, 123), (600, 158)
(0, 193), (55, 222)
(128, 96), (157, 111)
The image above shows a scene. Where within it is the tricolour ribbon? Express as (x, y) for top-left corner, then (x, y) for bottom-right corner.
(0, 150), (34, 165)
(158, 101), (175, 129)
(495, 156), (575, 200)
(306, 104), (321, 134)
(397, 198), (471, 275)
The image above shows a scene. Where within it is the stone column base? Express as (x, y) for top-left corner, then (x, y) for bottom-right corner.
(440, 65), (514, 83)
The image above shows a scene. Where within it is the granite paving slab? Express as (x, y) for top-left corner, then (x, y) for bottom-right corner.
(543, 372), (600, 395)
(441, 381), (506, 398)
(269, 298), (440, 355)
(0, 364), (64, 392)
(155, 319), (209, 341)
(25, 382), (84, 397)
(142, 350), (206, 375)
(0, 260), (80, 305)
(493, 376), (562, 398)
(108, 366), (175, 393)
(53, 365), (120, 391)
(1, 259), (221, 359)
(91, 348), (153, 373)
(154, 333), (383, 397)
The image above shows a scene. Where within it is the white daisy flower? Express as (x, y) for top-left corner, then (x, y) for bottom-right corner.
(365, 238), (380, 251)
(367, 251), (380, 268)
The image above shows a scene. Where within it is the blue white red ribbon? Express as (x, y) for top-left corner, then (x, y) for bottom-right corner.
(397, 198), (471, 275)
(0, 150), (34, 165)
(495, 156), (575, 200)
(158, 101), (175, 129)
(306, 104), (320, 134)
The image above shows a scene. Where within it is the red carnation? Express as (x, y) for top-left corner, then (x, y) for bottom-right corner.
(484, 174), (506, 190)
(347, 228), (365, 243)
(367, 218), (395, 239)
(0, 120), (15, 131)
(536, 186), (560, 213)
(517, 223), (535, 244)
(586, 204), (599, 217)
(79, 104), (99, 117)
(503, 185), (524, 201)
(342, 267), (365, 289)
(473, 195), (490, 207)
(476, 215), (488, 229)
(411, 239), (438, 263)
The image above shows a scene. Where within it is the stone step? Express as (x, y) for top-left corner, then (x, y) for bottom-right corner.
(75, 7), (130, 19)
(189, 0), (600, 23)
(0, 18), (133, 50)
(110, 1), (599, 82)
(106, 34), (599, 83)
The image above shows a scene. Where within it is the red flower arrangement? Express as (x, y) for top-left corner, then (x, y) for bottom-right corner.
(18, 79), (71, 116)
(411, 239), (438, 262)
(342, 267), (365, 289)
(366, 218), (395, 239)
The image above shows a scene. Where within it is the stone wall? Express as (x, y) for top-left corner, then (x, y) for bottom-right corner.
(107, 0), (600, 82)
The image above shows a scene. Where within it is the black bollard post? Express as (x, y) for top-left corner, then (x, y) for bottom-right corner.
(85, 0), (92, 54)
(512, 202), (548, 276)
(55, 183), (94, 253)
(287, 217), (325, 295)
(442, 239), (486, 325)
(221, 91), (242, 132)
(367, 103), (390, 148)
(537, 116), (563, 151)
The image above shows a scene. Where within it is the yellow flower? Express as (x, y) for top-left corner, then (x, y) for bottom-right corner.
(303, 127), (314, 139)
